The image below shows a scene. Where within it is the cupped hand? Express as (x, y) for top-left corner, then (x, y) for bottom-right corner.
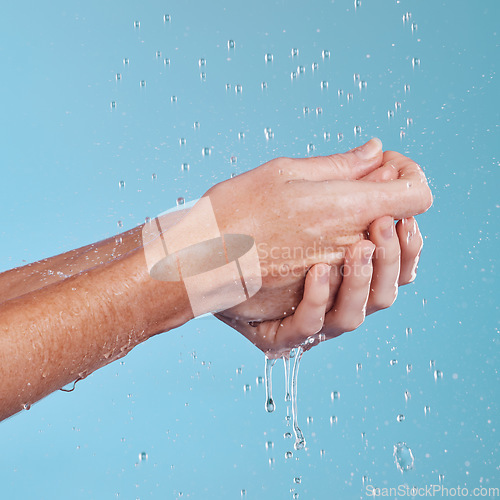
(215, 214), (423, 358)
(210, 140), (431, 325)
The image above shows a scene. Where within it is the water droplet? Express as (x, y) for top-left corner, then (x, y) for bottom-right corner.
(316, 107), (322, 115)
(198, 58), (206, 67)
(412, 57), (420, 68)
(306, 416), (313, 424)
(244, 384), (251, 392)
(139, 451), (148, 461)
(123, 58), (129, 65)
(394, 442), (414, 473)
(439, 473), (445, 483)
(404, 84), (411, 93)
(354, 125), (362, 136)
(110, 101), (116, 109)
(307, 143), (315, 153)
(347, 92), (353, 101)
(261, 81), (267, 90)
(400, 130), (406, 140)
(117, 220), (123, 228)
(236, 367), (242, 375)
(407, 118), (413, 126)
(200, 72), (206, 81)
(265, 53), (273, 63)
(424, 405), (431, 415)
(355, 0), (362, 8)
(290, 71), (297, 80)
(324, 131), (331, 141)
(119, 180), (125, 189)
(320, 449), (325, 457)
(429, 360), (436, 368)
(265, 440), (274, 450)
(291, 48), (299, 57)
(179, 138), (186, 146)
(228, 39), (235, 49)
(285, 451), (293, 459)
(241, 490), (246, 497)
(356, 363), (362, 372)
(164, 58), (170, 65)
(397, 414), (405, 422)
(321, 80), (328, 90)
(405, 390), (411, 402)
(265, 356), (276, 412)
(390, 359), (398, 366)
(312, 62), (318, 71)
(171, 95), (177, 103)
(202, 147), (211, 156)
(163, 14), (171, 23)
(331, 391), (340, 401)
(256, 376), (264, 385)
(23, 403), (31, 411)
(230, 156), (237, 164)
(116, 73), (121, 81)
(337, 132), (344, 142)
(264, 127), (273, 140)
(298, 65), (305, 74)
(140, 80), (146, 87)
(434, 369), (443, 381)
(388, 110), (394, 119)
(235, 84), (243, 93)
(176, 197), (185, 206)
(156, 50), (162, 59)
(338, 89), (344, 97)
(358, 80), (367, 90)
(145, 217), (151, 224)
(330, 415), (337, 425)
(395, 101), (402, 111)
(406, 363), (412, 374)
(134, 21), (140, 29)
(181, 163), (190, 171)
(268, 457), (274, 466)
(406, 327), (412, 336)
(322, 49), (330, 59)
(294, 477), (301, 484)
(303, 106), (309, 115)
(238, 131), (245, 140)
(411, 23), (418, 32)
(284, 431), (292, 439)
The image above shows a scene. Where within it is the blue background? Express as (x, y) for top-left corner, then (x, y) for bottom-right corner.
(0, 0), (498, 498)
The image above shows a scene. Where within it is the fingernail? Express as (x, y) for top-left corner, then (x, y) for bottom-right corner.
(362, 246), (375, 265)
(353, 137), (382, 160)
(318, 264), (331, 283)
(381, 219), (394, 239)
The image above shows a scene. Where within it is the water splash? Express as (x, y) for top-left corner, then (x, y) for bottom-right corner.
(264, 356), (276, 412)
(291, 346), (305, 450)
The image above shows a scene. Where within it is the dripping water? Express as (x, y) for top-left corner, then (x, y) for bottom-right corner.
(283, 355), (291, 402)
(264, 356), (277, 412)
(291, 346), (305, 450)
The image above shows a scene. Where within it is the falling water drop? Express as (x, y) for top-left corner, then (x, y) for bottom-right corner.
(291, 48), (299, 57)
(265, 53), (274, 63)
(265, 440), (274, 450)
(322, 49), (330, 59)
(347, 92), (353, 102)
(176, 197), (185, 206)
(163, 14), (171, 23)
(337, 132), (344, 142)
(394, 442), (414, 473)
(397, 414), (405, 422)
(179, 138), (186, 146)
(404, 390), (411, 402)
(202, 147), (211, 156)
(321, 80), (328, 90)
(312, 62), (318, 71)
(228, 40), (235, 49)
(134, 21), (140, 29)
(354, 125), (362, 136)
(171, 95), (177, 103)
(412, 57), (420, 68)
(181, 163), (190, 171)
(139, 451), (148, 461)
(265, 356), (277, 412)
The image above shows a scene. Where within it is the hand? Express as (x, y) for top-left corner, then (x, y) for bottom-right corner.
(215, 215), (423, 358)
(208, 140), (431, 325)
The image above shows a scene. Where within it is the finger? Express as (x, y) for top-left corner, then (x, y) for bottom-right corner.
(284, 138), (384, 182)
(322, 241), (375, 338)
(396, 217), (423, 285)
(276, 263), (331, 345)
(360, 161), (399, 182)
(365, 216), (400, 315)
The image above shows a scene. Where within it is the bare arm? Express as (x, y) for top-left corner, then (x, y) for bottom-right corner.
(0, 246), (192, 421)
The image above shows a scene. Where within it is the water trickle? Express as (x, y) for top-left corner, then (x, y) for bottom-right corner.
(283, 355), (291, 402)
(291, 346), (306, 450)
(394, 442), (414, 473)
(265, 356), (277, 412)
(60, 377), (82, 393)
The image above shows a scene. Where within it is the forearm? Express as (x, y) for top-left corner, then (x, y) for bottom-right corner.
(0, 247), (192, 421)
(0, 226), (144, 304)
